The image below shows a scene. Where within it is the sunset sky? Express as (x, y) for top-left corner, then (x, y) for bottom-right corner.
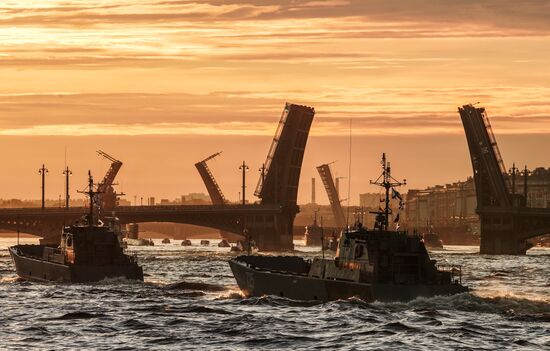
(1, 1), (549, 204)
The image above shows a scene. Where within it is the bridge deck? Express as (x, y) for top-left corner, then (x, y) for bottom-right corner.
(0, 204), (282, 217)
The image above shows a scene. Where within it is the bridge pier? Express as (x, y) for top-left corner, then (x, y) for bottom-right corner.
(245, 209), (296, 251)
(253, 230), (294, 251)
(479, 230), (528, 255)
(459, 104), (550, 255)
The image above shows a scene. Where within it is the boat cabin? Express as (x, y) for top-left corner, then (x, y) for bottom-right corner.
(60, 225), (130, 266)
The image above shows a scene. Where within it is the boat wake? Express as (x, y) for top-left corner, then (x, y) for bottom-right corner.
(369, 292), (550, 320)
(232, 291), (550, 321)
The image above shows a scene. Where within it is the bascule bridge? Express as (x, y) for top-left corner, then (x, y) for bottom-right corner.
(459, 104), (550, 254)
(0, 103), (314, 251)
(317, 163), (346, 230)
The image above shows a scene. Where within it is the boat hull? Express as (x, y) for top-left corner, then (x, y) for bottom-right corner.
(9, 247), (143, 283)
(229, 258), (468, 302)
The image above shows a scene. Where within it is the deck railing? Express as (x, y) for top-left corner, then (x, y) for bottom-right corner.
(436, 264), (463, 284)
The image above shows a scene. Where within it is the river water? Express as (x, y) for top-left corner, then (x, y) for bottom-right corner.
(0, 237), (548, 350)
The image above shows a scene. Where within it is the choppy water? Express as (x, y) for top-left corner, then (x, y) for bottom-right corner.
(0, 237), (548, 350)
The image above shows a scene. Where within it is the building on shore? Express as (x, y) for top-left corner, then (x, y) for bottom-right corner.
(405, 178), (477, 230)
(404, 168), (550, 244)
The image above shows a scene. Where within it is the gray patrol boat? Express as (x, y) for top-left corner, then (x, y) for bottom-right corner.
(229, 154), (467, 302)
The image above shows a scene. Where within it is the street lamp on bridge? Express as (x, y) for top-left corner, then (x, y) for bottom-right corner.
(63, 166), (72, 209)
(522, 166), (531, 206)
(38, 164), (48, 210)
(239, 161), (249, 205)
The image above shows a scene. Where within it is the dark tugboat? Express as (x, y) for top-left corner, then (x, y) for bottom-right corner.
(9, 172), (143, 283)
(304, 209), (324, 246)
(229, 154), (468, 302)
(422, 221), (444, 249)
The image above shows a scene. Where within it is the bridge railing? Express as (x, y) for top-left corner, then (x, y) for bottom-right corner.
(255, 104), (290, 196)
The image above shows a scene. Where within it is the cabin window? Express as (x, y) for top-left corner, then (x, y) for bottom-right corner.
(66, 235), (73, 248)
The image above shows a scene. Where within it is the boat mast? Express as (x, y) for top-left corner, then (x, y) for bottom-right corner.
(369, 153), (406, 230)
(78, 171), (100, 227)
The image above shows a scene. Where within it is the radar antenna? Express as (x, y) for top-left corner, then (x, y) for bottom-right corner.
(369, 153), (406, 231)
(78, 171), (101, 227)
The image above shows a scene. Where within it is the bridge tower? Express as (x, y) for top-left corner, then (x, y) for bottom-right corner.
(459, 104), (550, 254)
(317, 163), (346, 230)
(254, 103), (315, 250)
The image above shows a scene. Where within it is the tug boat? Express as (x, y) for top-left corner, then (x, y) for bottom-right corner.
(304, 210), (323, 246)
(423, 229), (444, 249)
(229, 154), (468, 302)
(9, 172), (143, 283)
(123, 237), (154, 246)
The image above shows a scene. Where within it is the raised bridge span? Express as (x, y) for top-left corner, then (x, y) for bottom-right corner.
(459, 104), (550, 254)
(0, 103), (315, 251)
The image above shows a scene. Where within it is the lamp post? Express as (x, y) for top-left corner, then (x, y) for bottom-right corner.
(38, 164), (48, 210)
(522, 166), (531, 207)
(239, 161), (249, 205)
(63, 166), (72, 208)
(509, 163), (517, 195)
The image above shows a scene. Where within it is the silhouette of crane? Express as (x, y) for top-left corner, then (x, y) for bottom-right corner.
(96, 150), (124, 211)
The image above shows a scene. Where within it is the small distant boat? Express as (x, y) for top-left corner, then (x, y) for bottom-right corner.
(422, 221), (444, 249)
(218, 239), (230, 248)
(181, 239), (192, 246)
(123, 238), (154, 246)
(304, 213), (323, 246)
(161, 238), (171, 244)
(200, 240), (210, 246)
(423, 232), (444, 249)
(231, 240), (258, 253)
